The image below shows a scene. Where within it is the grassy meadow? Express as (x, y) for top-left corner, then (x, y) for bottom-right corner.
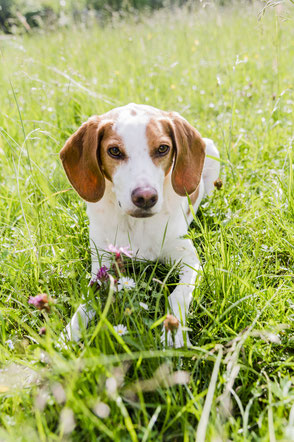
(0, 3), (294, 440)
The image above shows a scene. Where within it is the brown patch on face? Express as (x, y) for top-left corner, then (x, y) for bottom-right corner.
(130, 109), (137, 116)
(146, 118), (174, 176)
(99, 122), (127, 182)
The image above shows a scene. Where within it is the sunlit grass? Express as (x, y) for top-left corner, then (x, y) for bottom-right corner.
(0, 3), (294, 440)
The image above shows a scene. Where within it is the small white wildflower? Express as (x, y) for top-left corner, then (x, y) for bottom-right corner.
(117, 277), (136, 291)
(52, 383), (66, 404)
(93, 401), (110, 418)
(35, 388), (49, 411)
(266, 333), (281, 344)
(105, 377), (117, 397)
(6, 340), (14, 350)
(139, 302), (149, 311)
(113, 324), (128, 336)
(60, 407), (75, 435)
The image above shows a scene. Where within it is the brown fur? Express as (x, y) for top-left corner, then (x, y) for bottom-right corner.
(146, 113), (206, 196)
(99, 122), (126, 182)
(60, 108), (206, 203)
(59, 117), (126, 202)
(60, 116), (105, 202)
(168, 113), (206, 196)
(146, 118), (174, 176)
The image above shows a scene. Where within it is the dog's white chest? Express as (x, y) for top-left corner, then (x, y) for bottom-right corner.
(87, 198), (186, 261)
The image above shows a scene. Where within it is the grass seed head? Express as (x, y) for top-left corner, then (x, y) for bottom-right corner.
(214, 178), (223, 190)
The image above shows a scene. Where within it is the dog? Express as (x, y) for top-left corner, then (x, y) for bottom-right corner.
(60, 103), (220, 347)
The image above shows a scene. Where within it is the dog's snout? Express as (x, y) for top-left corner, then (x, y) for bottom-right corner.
(131, 187), (158, 209)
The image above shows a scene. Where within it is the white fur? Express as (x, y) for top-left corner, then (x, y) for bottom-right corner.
(64, 103), (220, 348)
(112, 109), (165, 216)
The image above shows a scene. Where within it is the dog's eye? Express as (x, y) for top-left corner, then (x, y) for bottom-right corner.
(108, 147), (122, 158)
(157, 145), (170, 156)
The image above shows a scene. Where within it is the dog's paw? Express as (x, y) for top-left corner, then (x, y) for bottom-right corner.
(161, 326), (192, 348)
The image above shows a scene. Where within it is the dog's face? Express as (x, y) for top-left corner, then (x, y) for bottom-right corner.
(60, 104), (205, 218)
(99, 109), (174, 217)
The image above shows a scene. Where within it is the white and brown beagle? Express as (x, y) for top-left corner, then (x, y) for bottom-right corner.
(60, 103), (220, 347)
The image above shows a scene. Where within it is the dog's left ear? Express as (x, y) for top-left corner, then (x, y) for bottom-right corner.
(169, 113), (206, 196)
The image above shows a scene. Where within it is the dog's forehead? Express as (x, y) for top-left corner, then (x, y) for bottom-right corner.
(107, 103), (164, 120)
(105, 103), (166, 141)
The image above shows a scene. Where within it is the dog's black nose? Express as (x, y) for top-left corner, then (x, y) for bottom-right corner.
(131, 187), (158, 209)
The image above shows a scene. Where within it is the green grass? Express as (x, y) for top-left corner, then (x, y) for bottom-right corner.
(0, 3), (294, 440)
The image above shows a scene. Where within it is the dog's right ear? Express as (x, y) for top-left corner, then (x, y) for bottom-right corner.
(60, 116), (105, 202)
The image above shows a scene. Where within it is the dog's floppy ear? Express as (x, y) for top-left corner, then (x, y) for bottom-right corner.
(60, 116), (105, 202)
(169, 113), (206, 196)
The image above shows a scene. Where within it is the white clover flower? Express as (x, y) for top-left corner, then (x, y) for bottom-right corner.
(139, 302), (149, 311)
(117, 277), (136, 291)
(113, 324), (128, 336)
(107, 245), (133, 258)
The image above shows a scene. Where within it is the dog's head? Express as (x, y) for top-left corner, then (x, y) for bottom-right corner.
(60, 103), (205, 218)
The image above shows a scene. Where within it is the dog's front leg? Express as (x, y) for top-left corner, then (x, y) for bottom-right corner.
(64, 304), (96, 342)
(61, 255), (111, 344)
(161, 238), (200, 348)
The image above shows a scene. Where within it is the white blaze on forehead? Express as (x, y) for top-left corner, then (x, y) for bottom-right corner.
(113, 103), (163, 140)
(114, 108), (151, 149)
(110, 103), (165, 214)
(113, 108), (155, 183)
(106, 102), (163, 120)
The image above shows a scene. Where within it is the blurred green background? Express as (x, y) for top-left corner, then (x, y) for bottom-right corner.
(1, 0), (194, 33)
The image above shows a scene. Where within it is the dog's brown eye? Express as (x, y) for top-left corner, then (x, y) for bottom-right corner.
(108, 147), (122, 158)
(157, 145), (170, 156)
